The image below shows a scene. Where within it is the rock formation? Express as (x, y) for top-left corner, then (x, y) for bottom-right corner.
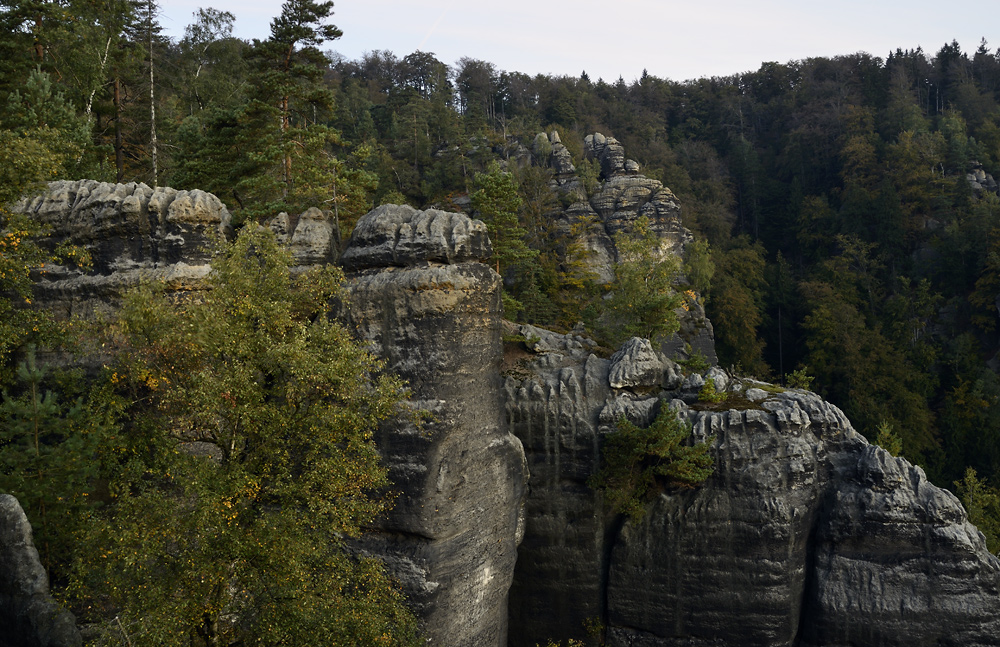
(13, 179), (231, 318)
(584, 132), (691, 255)
(341, 204), (527, 645)
(9, 180), (1000, 647)
(0, 495), (80, 647)
(503, 325), (1000, 646)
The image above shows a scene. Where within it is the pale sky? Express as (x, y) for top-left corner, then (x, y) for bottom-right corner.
(158, 0), (1000, 82)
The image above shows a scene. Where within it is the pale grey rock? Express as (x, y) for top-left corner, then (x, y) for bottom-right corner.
(266, 207), (340, 266)
(550, 143), (576, 176)
(341, 204), (491, 270)
(705, 367), (729, 392)
(624, 159), (640, 173)
(343, 206), (525, 646)
(681, 372), (705, 392)
(608, 337), (662, 389)
(549, 131), (561, 144)
(0, 495), (80, 647)
(745, 387), (770, 402)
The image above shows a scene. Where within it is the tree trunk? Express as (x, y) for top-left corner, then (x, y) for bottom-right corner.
(148, 2), (158, 187)
(114, 77), (124, 183)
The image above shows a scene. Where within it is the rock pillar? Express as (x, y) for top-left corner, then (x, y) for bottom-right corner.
(342, 205), (527, 645)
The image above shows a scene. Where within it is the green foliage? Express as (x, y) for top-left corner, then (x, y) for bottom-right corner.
(472, 160), (534, 274)
(0, 348), (102, 580)
(675, 345), (710, 375)
(785, 368), (815, 390)
(955, 468), (1000, 554)
(593, 216), (682, 347)
(71, 227), (420, 646)
(698, 377), (726, 403)
(589, 402), (714, 522)
(874, 419), (903, 457)
(683, 238), (714, 296)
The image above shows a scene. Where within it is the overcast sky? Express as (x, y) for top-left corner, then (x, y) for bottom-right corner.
(158, 0), (1000, 82)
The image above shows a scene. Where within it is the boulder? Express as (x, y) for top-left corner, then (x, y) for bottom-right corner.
(0, 495), (80, 647)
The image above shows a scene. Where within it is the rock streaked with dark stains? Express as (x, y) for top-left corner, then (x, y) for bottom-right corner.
(503, 327), (1000, 647)
(342, 205), (526, 646)
(12, 180), (231, 319)
(0, 494), (80, 647)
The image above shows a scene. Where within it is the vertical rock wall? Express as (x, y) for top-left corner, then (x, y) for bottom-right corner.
(504, 328), (1000, 647)
(341, 205), (527, 645)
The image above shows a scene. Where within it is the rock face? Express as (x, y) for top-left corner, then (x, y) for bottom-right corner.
(341, 205), (527, 645)
(503, 328), (1000, 647)
(585, 132), (691, 256)
(530, 131), (713, 359)
(12, 180), (232, 318)
(0, 495), (80, 647)
(266, 206), (341, 266)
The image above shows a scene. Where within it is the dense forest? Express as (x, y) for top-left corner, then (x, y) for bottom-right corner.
(5, 0), (1000, 641)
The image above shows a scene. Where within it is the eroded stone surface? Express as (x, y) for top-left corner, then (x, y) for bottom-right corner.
(503, 329), (1000, 647)
(343, 205), (526, 646)
(12, 180), (231, 319)
(340, 204), (491, 271)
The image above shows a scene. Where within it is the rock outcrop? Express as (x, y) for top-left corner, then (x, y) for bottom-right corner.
(341, 205), (527, 646)
(266, 206), (341, 266)
(11, 179), (1000, 647)
(585, 132), (691, 256)
(0, 495), (80, 647)
(12, 179), (231, 318)
(504, 327), (1000, 647)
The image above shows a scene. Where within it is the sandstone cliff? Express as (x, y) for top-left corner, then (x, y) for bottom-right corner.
(504, 325), (1000, 646)
(341, 205), (527, 645)
(7, 182), (1000, 647)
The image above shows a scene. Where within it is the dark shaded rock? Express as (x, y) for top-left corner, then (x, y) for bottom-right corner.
(504, 330), (1000, 647)
(800, 445), (1000, 647)
(343, 205), (526, 646)
(0, 495), (80, 647)
(12, 180), (231, 319)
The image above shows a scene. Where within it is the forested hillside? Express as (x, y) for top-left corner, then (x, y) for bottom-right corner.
(5, 0), (1000, 636)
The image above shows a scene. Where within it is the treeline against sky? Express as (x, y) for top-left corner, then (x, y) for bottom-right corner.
(4, 1), (1000, 522)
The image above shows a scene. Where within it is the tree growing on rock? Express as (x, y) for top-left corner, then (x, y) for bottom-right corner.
(71, 227), (420, 646)
(593, 216), (683, 347)
(589, 401), (714, 521)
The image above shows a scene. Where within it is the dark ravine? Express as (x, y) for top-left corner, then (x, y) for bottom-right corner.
(4, 182), (1000, 646)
